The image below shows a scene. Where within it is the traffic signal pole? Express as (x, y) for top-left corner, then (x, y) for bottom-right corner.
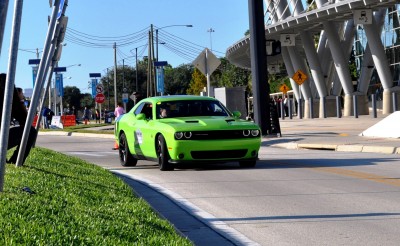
(248, 0), (270, 135)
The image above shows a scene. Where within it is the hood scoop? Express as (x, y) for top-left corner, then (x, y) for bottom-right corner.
(225, 119), (235, 123)
(185, 120), (199, 123)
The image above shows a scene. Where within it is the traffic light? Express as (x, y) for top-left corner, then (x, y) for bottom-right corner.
(266, 40), (281, 56)
(272, 40), (281, 56)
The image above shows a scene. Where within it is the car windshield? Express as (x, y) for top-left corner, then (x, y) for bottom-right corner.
(156, 100), (230, 119)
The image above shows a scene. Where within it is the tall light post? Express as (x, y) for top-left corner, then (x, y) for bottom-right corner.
(207, 28), (215, 51)
(130, 44), (148, 93)
(155, 24), (193, 61)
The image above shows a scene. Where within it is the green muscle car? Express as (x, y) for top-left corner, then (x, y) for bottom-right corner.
(115, 95), (261, 171)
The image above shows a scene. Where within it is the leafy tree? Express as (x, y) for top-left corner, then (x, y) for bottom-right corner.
(164, 64), (193, 95)
(212, 58), (251, 90)
(63, 86), (82, 111)
(80, 93), (95, 109)
(186, 68), (206, 95)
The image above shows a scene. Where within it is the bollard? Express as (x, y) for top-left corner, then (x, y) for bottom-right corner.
(353, 94), (358, 118)
(392, 92), (398, 112)
(298, 99), (303, 119)
(288, 99), (293, 119)
(336, 96), (341, 118)
(322, 96), (327, 118)
(309, 98), (313, 119)
(371, 94), (377, 118)
(280, 100), (285, 120)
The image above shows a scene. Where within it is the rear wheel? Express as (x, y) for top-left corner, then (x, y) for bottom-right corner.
(119, 133), (137, 167)
(239, 160), (257, 168)
(157, 134), (173, 171)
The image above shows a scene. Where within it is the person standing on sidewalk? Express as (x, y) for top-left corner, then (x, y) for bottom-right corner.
(114, 102), (125, 119)
(83, 107), (90, 125)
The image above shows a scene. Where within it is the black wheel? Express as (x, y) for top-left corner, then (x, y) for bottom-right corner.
(119, 133), (138, 167)
(157, 134), (173, 171)
(239, 160), (257, 168)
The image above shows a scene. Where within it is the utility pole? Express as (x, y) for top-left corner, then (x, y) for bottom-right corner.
(147, 31), (151, 97)
(113, 42), (117, 108)
(135, 47), (138, 92)
(150, 24), (156, 96)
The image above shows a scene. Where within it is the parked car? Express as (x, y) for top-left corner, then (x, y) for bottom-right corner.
(114, 95), (262, 171)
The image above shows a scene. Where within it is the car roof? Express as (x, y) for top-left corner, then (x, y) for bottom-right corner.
(141, 95), (218, 104)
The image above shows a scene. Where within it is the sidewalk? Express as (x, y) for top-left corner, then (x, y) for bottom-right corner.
(264, 114), (400, 155)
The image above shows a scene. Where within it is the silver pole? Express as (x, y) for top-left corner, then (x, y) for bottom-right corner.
(353, 94), (358, 118)
(205, 48), (210, 96)
(15, 0), (62, 167)
(0, 0), (10, 56)
(0, 0), (23, 191)
(371, 94), (377, 118)
(113, 42), (117, 108)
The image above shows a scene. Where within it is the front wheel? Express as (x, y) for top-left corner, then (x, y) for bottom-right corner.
(119, 133), (138, 167)
(157, 134), (173, 171)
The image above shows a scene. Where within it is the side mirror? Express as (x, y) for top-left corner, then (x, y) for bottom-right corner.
(136, 113), (146, 120)
(232, 111), (241, 119)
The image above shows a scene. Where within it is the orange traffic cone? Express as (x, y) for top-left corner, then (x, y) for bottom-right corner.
(112, 140), (119, 150)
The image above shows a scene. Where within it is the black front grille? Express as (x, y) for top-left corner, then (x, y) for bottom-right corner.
(191, 149), (247, 159)
(188, 130), (255, 140)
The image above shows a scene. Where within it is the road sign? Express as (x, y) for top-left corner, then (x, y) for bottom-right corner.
(279, 84), (290, 94)
(89, 73), (101, 78)
(192, 48), (221, 76)
(28, 59), (40, 65)
(292, 69), (307, 85)
(154, 61), (168, 67)
(122, 93), (129, 103)
(95, 93), (105, 104)
(96, 83), (104, 94)
(54, 66), (66, 72)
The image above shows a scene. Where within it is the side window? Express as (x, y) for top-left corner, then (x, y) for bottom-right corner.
(134, 103), (145, 115)
(141, 103), (153, 120)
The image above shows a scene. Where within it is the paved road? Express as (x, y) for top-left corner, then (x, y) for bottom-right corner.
(37, 130), (400, 245)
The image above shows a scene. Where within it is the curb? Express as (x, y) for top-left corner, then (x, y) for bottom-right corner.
(38, 131), (114, 139)
(270, 142), (399, 155)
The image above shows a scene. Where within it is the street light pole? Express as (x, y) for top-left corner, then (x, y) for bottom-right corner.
(155, 24), (192, 61)
(207, 28), (215, 51)
(135, 48), (138, 92)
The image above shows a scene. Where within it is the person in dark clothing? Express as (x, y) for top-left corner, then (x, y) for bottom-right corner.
(0, 73), (37, 165)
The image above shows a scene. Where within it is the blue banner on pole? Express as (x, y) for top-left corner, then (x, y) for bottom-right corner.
(32, 66), (38, 87)
(55, 73), (64, 97)
(91, 79), (98, 98)
(156, 67), (164, 93)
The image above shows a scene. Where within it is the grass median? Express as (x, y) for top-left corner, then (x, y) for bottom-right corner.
(1, 147), (192, 245)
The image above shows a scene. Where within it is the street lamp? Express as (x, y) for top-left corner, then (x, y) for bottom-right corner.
(155, 24), (193, 61)
(66, 63), (81, 68)
(207, 28), (215, 51)
(130, 44), (148, 93)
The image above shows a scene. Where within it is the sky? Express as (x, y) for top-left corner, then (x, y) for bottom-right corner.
(0, 1), (250, 94)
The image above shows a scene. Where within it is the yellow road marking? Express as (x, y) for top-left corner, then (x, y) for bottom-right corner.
(309, 167), (400, 187)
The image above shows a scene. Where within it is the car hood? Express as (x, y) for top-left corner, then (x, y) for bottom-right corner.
(158, 116), (259, 131)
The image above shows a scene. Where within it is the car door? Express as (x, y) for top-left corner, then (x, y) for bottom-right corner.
(133, 102), (156, 158)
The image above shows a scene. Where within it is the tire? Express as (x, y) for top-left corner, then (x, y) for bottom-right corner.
(239, 160), (257, 168)
(119, 133), (138, 167)
(157, 134), (173, 171)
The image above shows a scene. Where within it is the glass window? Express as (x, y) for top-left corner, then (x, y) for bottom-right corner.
(155, 100), (230, 119)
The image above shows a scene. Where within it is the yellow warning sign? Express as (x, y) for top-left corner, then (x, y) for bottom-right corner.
(279, 84), (289, 94)
(292, 69), (307, 85)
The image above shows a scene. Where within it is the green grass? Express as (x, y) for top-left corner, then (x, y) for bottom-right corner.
(1, 148), (192, 245)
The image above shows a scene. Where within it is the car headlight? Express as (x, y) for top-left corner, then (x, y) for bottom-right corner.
(175, 132), (183, 139)
(251, 129), (260, 137)
(184, 132), (192, 139)
(243, 130), (250, 137)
